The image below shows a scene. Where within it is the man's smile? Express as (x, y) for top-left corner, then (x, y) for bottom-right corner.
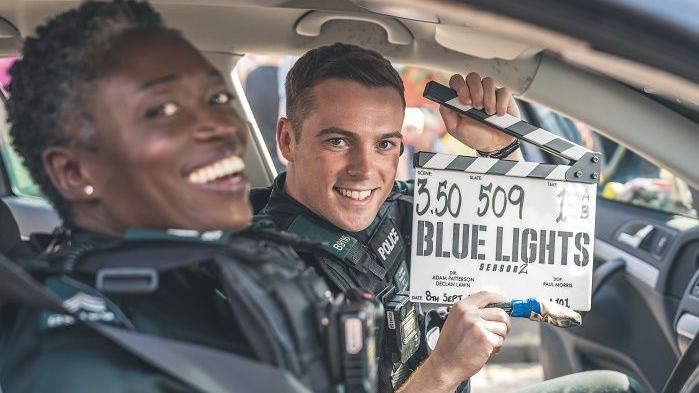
(333, 186), (379, 203)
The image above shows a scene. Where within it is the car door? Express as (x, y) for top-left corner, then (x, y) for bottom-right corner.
(520, 102), (698, 393)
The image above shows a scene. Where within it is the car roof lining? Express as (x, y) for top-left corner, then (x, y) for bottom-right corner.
(0, 1), (695, 100)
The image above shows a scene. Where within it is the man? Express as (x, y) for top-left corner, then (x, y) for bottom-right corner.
(254, 43), (642, 393)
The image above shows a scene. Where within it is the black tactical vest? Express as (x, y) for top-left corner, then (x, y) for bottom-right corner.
(255, 177), (423, 391)
(4, 225), (339, 392)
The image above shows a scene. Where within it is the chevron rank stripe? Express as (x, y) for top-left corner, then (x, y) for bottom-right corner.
(423, 81), (593, 162)
(415, 152), (570, 181)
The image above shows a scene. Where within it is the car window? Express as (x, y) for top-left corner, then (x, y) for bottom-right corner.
(0, 117), (40, 198)
(236, 55), (289, 174)
(0, 56), (42, 198)
(526, 103), (697, 218)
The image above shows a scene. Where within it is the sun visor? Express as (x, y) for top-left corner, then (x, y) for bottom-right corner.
(435, 24), (541, 60)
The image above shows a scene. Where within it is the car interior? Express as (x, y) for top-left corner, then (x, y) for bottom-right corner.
(0, 1), (697, 392)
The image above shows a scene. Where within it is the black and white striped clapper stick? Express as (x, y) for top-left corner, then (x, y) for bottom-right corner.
(421, 81), (601, 184)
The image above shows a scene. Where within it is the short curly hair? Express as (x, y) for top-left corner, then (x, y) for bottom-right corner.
(7, 0), (168, 223)
(285, 43), (405, 140)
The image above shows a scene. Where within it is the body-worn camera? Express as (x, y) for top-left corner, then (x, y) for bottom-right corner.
(319, 290), (384, 393)
(378, 287), (421, 389)
(382, 289), (420, 364)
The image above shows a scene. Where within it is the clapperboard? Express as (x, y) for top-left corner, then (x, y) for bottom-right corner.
(409, 82), (600, 311)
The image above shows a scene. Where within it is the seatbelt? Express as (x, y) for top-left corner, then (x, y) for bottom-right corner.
(98, 326), (312, 393)
(0, 253), (312, 393)
(663, 335), (699, 393)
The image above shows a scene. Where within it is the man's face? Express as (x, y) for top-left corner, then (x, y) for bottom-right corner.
(74, 31), (252, 232)
(284, 79), (404, 232)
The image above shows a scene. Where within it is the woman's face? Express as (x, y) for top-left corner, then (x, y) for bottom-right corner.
(70, 31), (251, 232)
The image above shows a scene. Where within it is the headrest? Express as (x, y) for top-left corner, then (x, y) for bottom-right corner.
(249, 186), (273, 215)
(0, 199), (23, 255)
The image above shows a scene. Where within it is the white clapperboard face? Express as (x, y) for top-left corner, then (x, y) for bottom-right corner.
(410, 82), (600, 311)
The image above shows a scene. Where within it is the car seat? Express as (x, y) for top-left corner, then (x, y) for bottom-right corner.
(0, 199), (30, 258)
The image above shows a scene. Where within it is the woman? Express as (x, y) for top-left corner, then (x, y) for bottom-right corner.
(0, 1), (339, 392)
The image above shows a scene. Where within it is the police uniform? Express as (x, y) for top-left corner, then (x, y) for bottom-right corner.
(252, 174), (653, 393)
(254, 173), (468, 392)
(0, 224), (343, 393)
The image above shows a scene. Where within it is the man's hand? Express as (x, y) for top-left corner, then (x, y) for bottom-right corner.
(439, 72), (520, 153)
(397, 291), (512, 393)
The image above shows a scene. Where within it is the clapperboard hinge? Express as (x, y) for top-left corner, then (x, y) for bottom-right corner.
(420, 81), (601, 183)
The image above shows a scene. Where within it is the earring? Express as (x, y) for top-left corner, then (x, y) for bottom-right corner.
(84, 185), (94, 196)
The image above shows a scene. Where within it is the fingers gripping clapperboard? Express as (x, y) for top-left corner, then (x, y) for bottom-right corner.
(410, 82), (600, 311)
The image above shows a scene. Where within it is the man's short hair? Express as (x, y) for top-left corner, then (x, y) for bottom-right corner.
(285, 43), (405, 139)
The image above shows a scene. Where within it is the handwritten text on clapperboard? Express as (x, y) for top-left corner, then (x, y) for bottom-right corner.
(410, 168), (596, 310)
